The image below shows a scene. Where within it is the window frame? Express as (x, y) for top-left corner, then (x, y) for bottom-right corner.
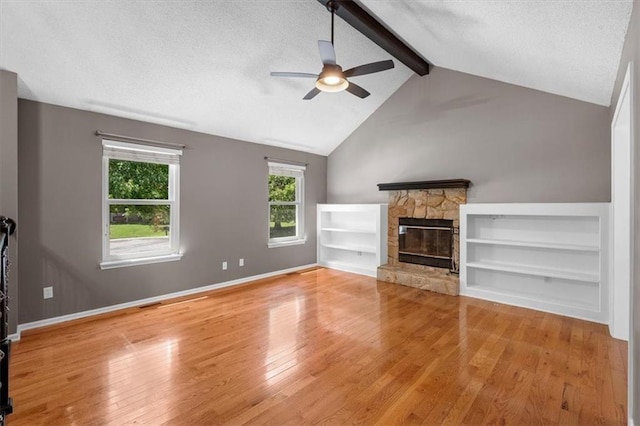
(100, 140), (182, 269)
(267, 162), (306, 248)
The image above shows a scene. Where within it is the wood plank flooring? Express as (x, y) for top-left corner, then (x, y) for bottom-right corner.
(9, 268), (627, 425)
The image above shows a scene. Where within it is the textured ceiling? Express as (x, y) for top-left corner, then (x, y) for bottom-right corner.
(360, 0), (633, 106)
(0, 1), (633, 155)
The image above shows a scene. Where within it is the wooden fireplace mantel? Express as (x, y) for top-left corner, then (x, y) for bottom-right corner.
(377, 179), (471, 191)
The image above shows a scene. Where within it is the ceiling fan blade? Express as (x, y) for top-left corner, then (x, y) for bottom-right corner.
(318, 40), (336, 65)
(271, 72), (318, 78)
(303, 87), (321, 100)
(345, 81), (370, 99)
(343, 60), (395, 78)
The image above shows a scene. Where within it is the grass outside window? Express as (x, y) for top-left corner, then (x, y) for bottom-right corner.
(110, 224), (169, 239)
(269, 221), (296, 239)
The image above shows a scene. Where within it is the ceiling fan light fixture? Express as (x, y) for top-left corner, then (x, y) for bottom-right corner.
(323, 75), (342, 85)
(315, 76), (348, 92)
(315, 65), (349, 92)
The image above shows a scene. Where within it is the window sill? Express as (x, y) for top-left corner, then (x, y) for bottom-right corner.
(100, 253), (182, 270)
(268, 238), (307, 248)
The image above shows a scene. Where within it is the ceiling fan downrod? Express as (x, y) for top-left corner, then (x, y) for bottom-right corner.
(326, 0), (338, 46)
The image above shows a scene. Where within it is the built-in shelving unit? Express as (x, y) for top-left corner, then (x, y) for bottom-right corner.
(317, 204), (387, 277)
(460, 203), (609, 323)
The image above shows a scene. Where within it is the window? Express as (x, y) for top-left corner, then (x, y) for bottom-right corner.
(101, 140), (182, 269)
(268, 161), (306, 247)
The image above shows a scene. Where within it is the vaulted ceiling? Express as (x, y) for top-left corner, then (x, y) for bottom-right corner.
(0, 1), (633, 155)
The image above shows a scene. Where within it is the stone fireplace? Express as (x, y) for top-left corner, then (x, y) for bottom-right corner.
(377, 179), (470, 296)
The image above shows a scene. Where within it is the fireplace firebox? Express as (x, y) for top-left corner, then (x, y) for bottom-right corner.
(398, 218), (454, 270)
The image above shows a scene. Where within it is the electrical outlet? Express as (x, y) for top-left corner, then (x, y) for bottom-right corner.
(43, 286), (53, 299)
(222, 261), (228, 270)
(239, 258), (244, 267)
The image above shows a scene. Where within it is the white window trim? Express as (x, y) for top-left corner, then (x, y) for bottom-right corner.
(100, 140), (182, 269)
(100, 254), (182, 270)
(268, 162), (306, 248)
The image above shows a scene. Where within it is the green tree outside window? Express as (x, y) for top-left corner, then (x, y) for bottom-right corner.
(269, 174), (297, 238)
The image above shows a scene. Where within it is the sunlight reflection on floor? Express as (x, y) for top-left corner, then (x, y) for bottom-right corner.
(107, 338), (178, 422)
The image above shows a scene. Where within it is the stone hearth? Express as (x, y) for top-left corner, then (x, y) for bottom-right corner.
(377, 180), (469, 296)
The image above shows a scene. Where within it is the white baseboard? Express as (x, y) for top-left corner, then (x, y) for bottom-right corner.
(630, 416), (635, 426)
(15, 263), (318, 339)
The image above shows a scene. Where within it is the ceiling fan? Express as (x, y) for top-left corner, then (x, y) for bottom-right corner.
(270, 0), (395, 100)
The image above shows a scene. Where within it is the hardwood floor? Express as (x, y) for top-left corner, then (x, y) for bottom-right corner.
(9, 268), (627, 425)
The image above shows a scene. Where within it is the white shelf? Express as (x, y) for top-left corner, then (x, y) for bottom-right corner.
(321, 243), (377, 254)
(463, 285), (599, 320)
(466, 261), (599, 283)
(460, 203), (609, 324)
(466, 238), (599, 252)
(319, 260), (377, 278)
(320, 227), (376, 234)
(317, 204), (387, 277)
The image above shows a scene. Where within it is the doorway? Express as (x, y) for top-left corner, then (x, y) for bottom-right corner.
(610, 61), (634, 424)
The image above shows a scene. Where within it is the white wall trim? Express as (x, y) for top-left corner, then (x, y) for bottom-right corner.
(610, 61), (635, 341)
(13, 263), (318, 340)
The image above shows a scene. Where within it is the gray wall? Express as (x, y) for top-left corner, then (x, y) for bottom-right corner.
(610, 3), (639, 422)
(327, 67), (611, 204)
(18, 100), (326, 324)
(0, 70), (18, 334)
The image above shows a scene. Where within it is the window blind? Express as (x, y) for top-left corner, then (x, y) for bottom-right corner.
(103, 140), (182, 165)
(268, 161), (305, 178)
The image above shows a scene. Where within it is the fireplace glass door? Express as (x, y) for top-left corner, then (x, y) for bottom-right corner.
(398, 218), (453, 269)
